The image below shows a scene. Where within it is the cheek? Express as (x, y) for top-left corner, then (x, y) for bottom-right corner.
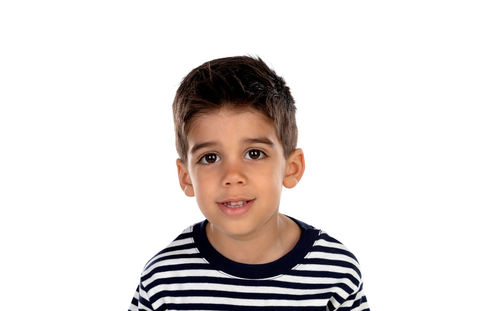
(191, 169), (217, 196)
(255, 164), (284, 188)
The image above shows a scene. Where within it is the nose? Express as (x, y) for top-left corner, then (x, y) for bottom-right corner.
(222, 159), (247, 186)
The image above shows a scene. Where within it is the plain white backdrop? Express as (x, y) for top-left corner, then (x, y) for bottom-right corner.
(1, 1), (499, 310)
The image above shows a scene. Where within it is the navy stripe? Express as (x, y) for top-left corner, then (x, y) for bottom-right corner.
(150, 289), (332, 302)
(130, 297), (138, 307)
(144, 276), (340, 292)
(303, 257), (362, 279)
(311, 245), (358, 261)
(288, 265), (360, 284)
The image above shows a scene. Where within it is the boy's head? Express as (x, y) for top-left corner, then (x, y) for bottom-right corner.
(173, 56), (298, 163)
(173, 56), (305, 239)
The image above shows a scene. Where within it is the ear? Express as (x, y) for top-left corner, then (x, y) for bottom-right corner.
(283, 148), (305, 189)
(176, 159), (195, 197)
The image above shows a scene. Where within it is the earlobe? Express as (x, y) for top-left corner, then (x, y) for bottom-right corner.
(176, 159), (195, 197)
(283, 148), (305, 189)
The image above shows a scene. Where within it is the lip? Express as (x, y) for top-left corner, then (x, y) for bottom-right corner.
(217, 198), (255, 217)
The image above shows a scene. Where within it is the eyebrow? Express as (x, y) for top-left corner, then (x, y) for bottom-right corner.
(243, 137), (274, 147)
(190, 141), (217, 155)
(189, 137), (275, 155)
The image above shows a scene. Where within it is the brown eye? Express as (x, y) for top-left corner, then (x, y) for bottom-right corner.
(200, 153), (220, 164)
(245, 149), (266, 160)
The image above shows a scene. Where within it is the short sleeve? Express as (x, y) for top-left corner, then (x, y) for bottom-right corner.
(128, 283), (155, 311)
(327, 283), (370, 311)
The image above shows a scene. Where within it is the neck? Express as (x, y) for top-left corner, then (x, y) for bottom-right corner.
(206, 213), (301, 264)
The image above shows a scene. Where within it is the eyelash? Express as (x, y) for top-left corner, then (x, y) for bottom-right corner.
(197, 149), (267, 165)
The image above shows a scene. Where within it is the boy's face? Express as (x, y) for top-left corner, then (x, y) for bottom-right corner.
(176, 107), (304, 239)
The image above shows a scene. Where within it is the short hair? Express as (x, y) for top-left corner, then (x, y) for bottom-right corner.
(173, 56), (298, 163)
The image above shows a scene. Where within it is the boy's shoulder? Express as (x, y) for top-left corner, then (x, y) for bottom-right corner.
(292, 216), (363, 266)
(141, 224), (200, 276)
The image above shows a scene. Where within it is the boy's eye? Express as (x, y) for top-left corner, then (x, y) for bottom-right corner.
(200, 153), (220, 164)
(245, 149), (266, 160)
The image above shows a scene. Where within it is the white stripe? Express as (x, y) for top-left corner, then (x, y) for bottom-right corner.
(296, 263), (359, 274)
(314, 238), (346, 250)
(144, 268), (358, 291)
(138, 304), (153, 311)
(295, 263), (361, 283)
(152, 296), (329, 309)
(305, 252), (362, 281)
(306, 251), (361, 268)
(180, 226), (194, 234)
(276, 274), (357, 291)
(168, 237), (195, 248)
(158, 247), (200, 257)
(143, 269), (229, 287)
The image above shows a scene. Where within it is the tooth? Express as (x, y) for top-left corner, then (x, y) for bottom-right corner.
(224, 201), (246, 208)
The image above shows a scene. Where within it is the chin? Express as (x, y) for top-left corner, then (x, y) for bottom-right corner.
(210, 217), (257, 237)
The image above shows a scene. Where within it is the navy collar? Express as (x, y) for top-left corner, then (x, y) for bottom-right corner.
(192, 216), (319, 279)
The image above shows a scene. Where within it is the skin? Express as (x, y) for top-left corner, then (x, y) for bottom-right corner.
(176, 107), (305, 264)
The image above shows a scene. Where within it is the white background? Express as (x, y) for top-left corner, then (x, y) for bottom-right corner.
(1, 1), (499, 310)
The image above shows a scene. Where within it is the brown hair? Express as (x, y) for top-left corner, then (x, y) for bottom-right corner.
(173, 56), (297, 162)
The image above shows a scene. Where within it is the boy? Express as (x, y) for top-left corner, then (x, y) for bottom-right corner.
(129, 56), (369, 311)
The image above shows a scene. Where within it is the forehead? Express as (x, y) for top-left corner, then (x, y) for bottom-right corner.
(187, 107), (278, 144)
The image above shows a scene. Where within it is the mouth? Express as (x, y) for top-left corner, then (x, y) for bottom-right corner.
(217, 198), (255, 216)
(220, 199), (254, 208)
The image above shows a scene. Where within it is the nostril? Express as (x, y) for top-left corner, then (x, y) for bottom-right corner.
(224, 178), (245, 186)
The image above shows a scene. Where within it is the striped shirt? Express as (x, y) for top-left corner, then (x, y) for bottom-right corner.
(129, 218), (369, 311)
